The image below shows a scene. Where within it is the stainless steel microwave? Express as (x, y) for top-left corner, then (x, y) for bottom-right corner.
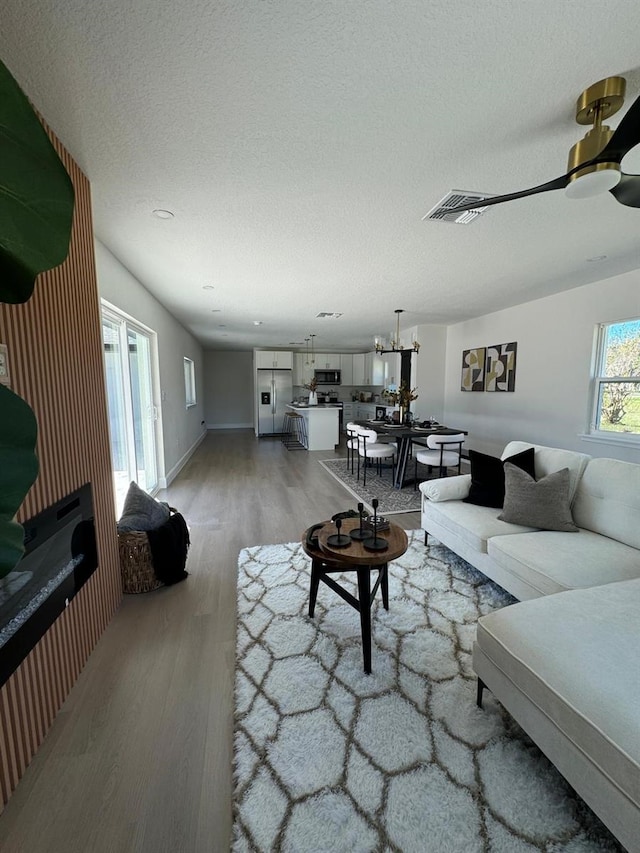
(314, 369), (341, 385)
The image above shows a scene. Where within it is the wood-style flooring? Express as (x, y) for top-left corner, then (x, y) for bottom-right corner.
(0, 430), (421, 853)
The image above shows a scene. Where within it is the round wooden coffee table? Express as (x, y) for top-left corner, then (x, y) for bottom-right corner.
(302, 518), (408, 674)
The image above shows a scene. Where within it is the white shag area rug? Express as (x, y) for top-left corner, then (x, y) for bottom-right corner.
(233, 533), (623, 853)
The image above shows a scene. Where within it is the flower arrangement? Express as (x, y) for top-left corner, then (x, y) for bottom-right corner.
(382, 381), (418, 407)
(304, 376), (318, 392)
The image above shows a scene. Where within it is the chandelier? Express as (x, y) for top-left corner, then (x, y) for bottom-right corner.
(374, 309), (420, 354)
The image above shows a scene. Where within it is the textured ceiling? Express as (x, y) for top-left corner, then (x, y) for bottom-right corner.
(2, 0), (640, 351)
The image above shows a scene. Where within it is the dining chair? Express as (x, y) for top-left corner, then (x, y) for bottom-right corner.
(414, 433), (465, 487)
(345, 422), (360, 474)
(357, 427), (396, 487)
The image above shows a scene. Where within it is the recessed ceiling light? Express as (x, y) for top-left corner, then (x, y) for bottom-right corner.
(211, 309), (222, 313)
(152, 209), (174, 219)
(218, 324), (226, 328)
(202, 285), (215, 290)
(253, 320), (263, 326)
(586, 255), (607, 262)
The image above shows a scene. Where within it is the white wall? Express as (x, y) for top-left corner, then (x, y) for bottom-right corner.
(95, 240), (206, 486)
(443, 270), (640, 463)
(404, 324), (448, 421)
(204, 351), (254, 428)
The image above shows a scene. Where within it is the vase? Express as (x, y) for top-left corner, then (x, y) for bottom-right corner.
(398, 404), (406, 424)
(308, 391), (318, 405)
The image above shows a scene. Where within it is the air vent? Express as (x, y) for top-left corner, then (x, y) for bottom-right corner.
(423, 190), (495, 224)
(315, 312), (343, 319)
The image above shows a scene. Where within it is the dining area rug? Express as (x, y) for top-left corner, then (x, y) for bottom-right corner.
(232, 533), (621, 852)
(318, 457), (442, 515)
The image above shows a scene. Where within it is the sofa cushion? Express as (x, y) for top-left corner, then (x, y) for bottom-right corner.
(498, 465), (578, 532)
(475, 579), (640, 812)
(501, 442), (590, 504)
(572, 457), (640, 550)
(463, 447), (536, 508)
(422, 500), (535, 554)
(488, 528), (640, 596)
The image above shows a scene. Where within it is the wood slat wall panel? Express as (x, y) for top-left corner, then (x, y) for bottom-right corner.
(0, 123), (121, 811)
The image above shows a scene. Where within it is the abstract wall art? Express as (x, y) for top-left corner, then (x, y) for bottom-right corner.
(461, 347), (486, 391)
(485, 342), (517, 392)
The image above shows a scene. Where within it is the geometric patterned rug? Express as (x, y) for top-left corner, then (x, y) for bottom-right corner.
(318, 457), (428, 515)
(232, 533), (623, 852)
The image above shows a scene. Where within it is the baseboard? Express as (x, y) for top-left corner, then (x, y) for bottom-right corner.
(206, 422), (253, 430)
(158, 431), (207, 488)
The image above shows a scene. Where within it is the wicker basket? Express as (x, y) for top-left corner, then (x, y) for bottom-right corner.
(118, 529), (164, 594)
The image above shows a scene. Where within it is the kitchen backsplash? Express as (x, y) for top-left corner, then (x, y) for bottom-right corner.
(292, 384), (385, 402)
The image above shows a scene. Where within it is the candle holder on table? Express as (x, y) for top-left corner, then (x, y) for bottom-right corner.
(363, 499), (388, 552)
(350, 502), (374, 541)
(326, 516), (351, 548)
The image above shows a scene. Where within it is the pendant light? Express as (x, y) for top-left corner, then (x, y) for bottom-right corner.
(374, 310), (420, 353)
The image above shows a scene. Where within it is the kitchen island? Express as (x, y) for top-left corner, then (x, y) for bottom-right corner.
(286, 404), (340, 451)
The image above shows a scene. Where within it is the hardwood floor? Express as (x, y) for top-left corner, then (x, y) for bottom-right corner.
(0, 430), (421, 853)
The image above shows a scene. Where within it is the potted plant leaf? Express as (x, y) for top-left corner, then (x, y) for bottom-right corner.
(0, 59), (74, 580)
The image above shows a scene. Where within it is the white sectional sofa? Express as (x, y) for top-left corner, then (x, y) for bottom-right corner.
(419, 440), (640, 601)
(419, 441), (640, 852)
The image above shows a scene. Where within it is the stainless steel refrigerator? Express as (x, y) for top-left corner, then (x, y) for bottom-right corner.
(257, 369), (292, 435)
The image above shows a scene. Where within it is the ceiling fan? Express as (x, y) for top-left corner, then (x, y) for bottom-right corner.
(444, 76), (640, 217)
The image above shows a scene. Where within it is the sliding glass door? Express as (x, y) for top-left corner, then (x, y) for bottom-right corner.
(102, 309), (158, 513)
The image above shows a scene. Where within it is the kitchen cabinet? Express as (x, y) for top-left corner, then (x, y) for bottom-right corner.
(363, 352), (384, 386)
(342, 402), (354, 431)
(352, 353), (365, 385)
(313, 353), (341, 370)
(381, 352), (400, 387)
(293, 353), (313, 386)
(340, 354), (353, 385)
(255, 350), (293, 369)
(355, 402), (378, 420)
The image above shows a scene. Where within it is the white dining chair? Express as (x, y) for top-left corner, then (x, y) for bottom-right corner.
(357, 427), (396, 487)
(414, 433), (465, 487)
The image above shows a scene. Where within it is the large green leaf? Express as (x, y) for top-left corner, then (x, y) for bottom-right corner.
(0, 385), (39, 579)
(0, 59), (75, 303)
(0, 61), (74, 580)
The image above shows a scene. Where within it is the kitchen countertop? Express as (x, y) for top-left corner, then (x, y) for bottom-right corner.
(289, 403), (342, 409)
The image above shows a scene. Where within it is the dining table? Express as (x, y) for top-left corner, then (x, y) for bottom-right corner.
(354, 420), (469, 490)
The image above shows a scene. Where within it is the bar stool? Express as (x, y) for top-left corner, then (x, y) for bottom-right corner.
(283, 411), (308, 450)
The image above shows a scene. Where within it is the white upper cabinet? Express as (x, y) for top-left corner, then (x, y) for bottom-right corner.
(352, 353), (365, 385)
(293, 353), (314, 385)
(313, 353), (341, 369)
(255, 351), (293, 369)
(340, 354), (353, 385)
(381, 352), (400, 387)
(364, 352), (384, 385)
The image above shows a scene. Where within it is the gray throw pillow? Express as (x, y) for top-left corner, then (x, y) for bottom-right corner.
(498, 464), (579, 532)
(117, 481), (171, 533)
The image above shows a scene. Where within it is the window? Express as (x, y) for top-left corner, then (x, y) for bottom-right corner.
(591, 318), (640, 440)
(184, 357), (196, 407)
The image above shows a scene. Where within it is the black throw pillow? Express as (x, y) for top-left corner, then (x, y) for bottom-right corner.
(463, 447), (536, 508)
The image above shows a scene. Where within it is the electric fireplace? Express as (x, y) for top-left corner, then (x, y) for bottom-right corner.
(0, 483), (97, 687)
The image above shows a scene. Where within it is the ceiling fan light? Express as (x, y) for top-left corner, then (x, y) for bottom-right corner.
(565, 164), (621, 199)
